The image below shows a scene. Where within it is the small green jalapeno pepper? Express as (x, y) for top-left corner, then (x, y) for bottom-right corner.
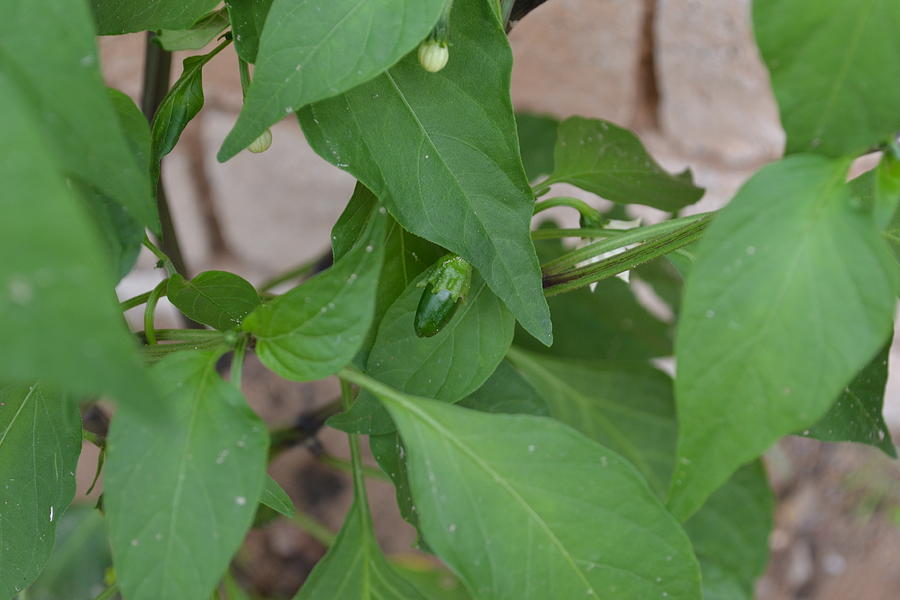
(414, 254), (472, 337)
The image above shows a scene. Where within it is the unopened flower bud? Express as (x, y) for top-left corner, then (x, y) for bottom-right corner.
(418, 40), (449, 73)
(247, 128), (273, 153)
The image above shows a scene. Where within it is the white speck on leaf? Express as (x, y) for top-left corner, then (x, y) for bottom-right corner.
(235, 496), (247, 506)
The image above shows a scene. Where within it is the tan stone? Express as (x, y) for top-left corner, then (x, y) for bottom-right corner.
(510, 0), (647, 125)
(655, 0), (784, 165)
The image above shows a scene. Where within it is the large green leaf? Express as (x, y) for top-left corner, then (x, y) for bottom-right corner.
(218, 0), (446, 159)
(260, 475), (295, 517)
(79, 88), (149, 283)
(371, 360), (548, 540)
(151, 45), (226, 172)
(157, 9), (229, 51)
(516, 112), (559, 182)
(105, 351), (268, 600)
(669, 155), (898, 520)
(514, 277), (672, 360)
(90, 0), (220, 34)
(0, 1), (157, 230)
(684, 462), (774, 600)
(167, 270), (261, 331)
(507, 349), (676, 496)
(331, 184), (443, 364)
(0, 385), (82, 598)
(0, 74), (153, 401)
(506, 349), (774, 598)
(244, 199), (387, 381)
(330, 273), (514, 435)
(803, 339), (896, 456)
(539, 117), (704, 211)
(358, 377), (702, 599)
(298, 0), (552, 344)
(754, 0), (900, 157)
(27, 506), (111, 600)
(227, 0), (275, 63)
(293, 500), (425, 600)
(458, 359), (548, 416)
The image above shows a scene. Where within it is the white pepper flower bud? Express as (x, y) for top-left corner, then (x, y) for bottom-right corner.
(418, 40), (449, 73)
(247, 128), (273, 154)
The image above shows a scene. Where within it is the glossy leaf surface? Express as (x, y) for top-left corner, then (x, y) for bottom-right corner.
(330, 273), (514, 435)
(157, 9), (229, 51)
(244, 200), (387, 381)
(0, 385), (82, 598)
(219, 0), (446, 159)
(670, 155), (898, 520)
(105, 351), (268, 600)
(90, 0), (220, 34)
(299, 0), (552, 344)
(228, 0), (276, 63)
(542, 117), (704, 211)
(294, 500), (425, 599)
(369, 384), (703, 600)
(167, 270), (261, 331)
(0, 75), (153, 401)
(1, 1), (156, 229)
(754, 0), (900, 157)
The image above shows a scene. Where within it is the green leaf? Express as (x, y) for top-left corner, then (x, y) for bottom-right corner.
(0, 75), (153, 402)
(516, 112), (559, 182)
(297, 0), (552, 345)
(293, 500), (425, 599)
(508, 348), (774, 598)
(802, 339), (896, 456)
(541, 117), (704, 211)
(330, 273), (514, 435)
(244, 200), (388, 381)
(228, 0), (275, 63)
(78, 88), (150, 282)
(218, 0), (446, 159)
(514, 277), (673, 360)
(633, 257), (686, 315)
(1, 1), (157, 230)
(260, 475), (295, 517)
(507, 348), (677, 496)
(753, 0), (900, 157)
(167, 270), (261, 331)
(392, 558), (471, 600)
(0, 384), (82, 598)
(90, 0), (221, 34)
(684, 462), (773, 600)
(458, 360), (548, 416)
(331, 184), (443, 364)
(27, 506), (111, 600)
(105, 351), (268, 600)
(157, 8), (229, 51)
(151, 46), (225, 168)
(359, 376), (702, 600)
(669, 155), (898, 520)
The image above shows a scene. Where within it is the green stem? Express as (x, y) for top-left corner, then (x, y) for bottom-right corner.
(533, 196), (603, 222)
(85, 447), (106, 496)
(138, 329), (224, 342)
(339, 368), (400, 404)
(231, 335), (249, 390)
(120, 290), (155, 311)
(143, 279), (169, 345)
(542, 215), (711, 296)
(541, 212), (711, 276)
(531, 227), (622, 240)
(291, 509), (337, 547)
(140, 338), (228, 360)
(91, 585), (118, 600)
(82, 429), (104, 447)
(319, 453), (389, 482)
(341, 380), (373, 531)
(142, 235), (178, 277)
(238, 58), (251, 97)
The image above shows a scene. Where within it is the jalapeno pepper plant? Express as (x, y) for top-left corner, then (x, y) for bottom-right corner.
(2, 0), (899, 599)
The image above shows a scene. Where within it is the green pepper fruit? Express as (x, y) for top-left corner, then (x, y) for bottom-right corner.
(414, 254), (472, 337)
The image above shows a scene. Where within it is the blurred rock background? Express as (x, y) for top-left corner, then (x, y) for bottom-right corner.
(79, 1), (900, 598)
